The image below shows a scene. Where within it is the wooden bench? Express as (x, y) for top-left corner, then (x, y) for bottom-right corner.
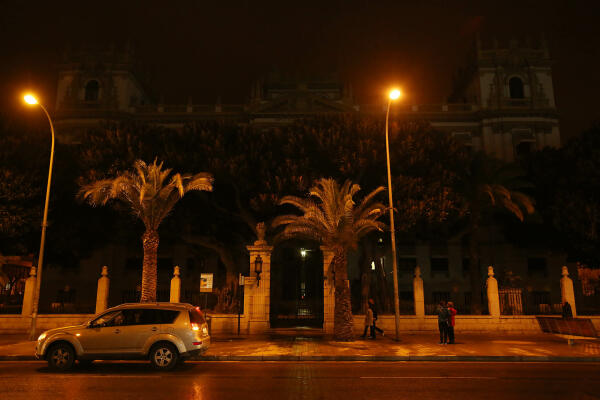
(536, 316), (598, 345)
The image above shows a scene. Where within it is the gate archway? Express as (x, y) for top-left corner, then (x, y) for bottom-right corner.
(270, 241), (324, 328)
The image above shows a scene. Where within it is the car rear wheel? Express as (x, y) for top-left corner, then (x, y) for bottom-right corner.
(149, 342), (179, 371)
(47, 343), (75, 371)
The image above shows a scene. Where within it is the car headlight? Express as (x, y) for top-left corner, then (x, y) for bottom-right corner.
(37, 332), (47, 341)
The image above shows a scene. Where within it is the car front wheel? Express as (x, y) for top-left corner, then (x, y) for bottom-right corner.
(149, 342), (179, 371)
(47, 343), (75, 371)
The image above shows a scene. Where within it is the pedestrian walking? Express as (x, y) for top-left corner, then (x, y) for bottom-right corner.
(369, 299), (384, 338)
(362, 303), (374, 339)
(447, 301), (457, 344)
(436, 301), (450, 344)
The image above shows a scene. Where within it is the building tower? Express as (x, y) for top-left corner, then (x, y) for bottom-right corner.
(54, 44), (150, 137)
(450, 35), (560, 161)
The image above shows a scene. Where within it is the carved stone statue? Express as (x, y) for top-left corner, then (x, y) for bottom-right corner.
(255, 222), (267, 245)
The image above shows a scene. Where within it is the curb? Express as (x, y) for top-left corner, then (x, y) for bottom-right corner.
(2, 355), (600, 362)
(194, 355), (600, 362)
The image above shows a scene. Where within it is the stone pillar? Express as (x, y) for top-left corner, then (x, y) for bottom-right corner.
(413, 266), (425, 318)
(95, 266), (110, 314)
(321, 246), (335, 334)
(244, 230), (273, 334)
(560, 266), (577, 317)
(21, 267), (37, 316)
(170, 266), (181, 303)
(486, 266), (500, 318)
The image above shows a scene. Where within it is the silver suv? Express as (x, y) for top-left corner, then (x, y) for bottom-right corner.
(35, 302), (210, 371)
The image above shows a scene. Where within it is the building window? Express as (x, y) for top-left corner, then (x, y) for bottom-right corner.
(432, 292), (450, 304)
(508, 77), (524, 99)
(515, 141), (533, 157)
(462, 258), (470, 277)
(84, 80), (100, 101)
(430, 257), (449, 277)
(398, 257), (417, 275)
(527, 258), (547, 277)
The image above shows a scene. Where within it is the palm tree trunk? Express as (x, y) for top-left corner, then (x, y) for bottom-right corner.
(333, 251), (354, 341)
(140, 229), (159, 302)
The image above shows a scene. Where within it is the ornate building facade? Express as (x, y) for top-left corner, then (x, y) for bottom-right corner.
(34, 37), (570, 322)
(54, 36), (560, 162)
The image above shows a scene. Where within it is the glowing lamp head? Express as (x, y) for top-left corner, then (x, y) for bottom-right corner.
(24, 94), (38, 105)
(389, 89), (402, 100)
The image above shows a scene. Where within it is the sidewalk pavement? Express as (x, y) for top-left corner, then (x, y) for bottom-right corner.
(1, 331), (599, 362)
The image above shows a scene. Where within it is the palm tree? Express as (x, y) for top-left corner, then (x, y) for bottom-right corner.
(80, 159), (213, 302)
(272, 178), (386, 341)
(458, 154), (535, 314)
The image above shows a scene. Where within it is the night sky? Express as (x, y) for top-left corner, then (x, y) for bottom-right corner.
(1, 1), (599, 141)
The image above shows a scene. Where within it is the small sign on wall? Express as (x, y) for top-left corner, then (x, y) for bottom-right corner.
(200, 273), (213, 292)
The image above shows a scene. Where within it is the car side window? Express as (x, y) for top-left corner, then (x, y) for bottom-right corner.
(90, 310), (121, 327)
(119, 309), (159, 325)
(121, 309), (144, 326)
(156, 310), (180, 324)
(112, 309), (180, 325)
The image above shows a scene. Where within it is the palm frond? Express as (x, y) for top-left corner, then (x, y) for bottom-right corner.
(272, 214), (302, 228)
(354, 219), (386, 238)
(511, 192), (535, 215)
(185, 173), (214, 192)
(354, 186), (385, 218)
(279, 195), (315, 213)
(498, 197), (525, 221)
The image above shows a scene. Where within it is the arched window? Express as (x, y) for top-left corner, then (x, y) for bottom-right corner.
(509, 77), (524, 99)
(84, 80), (100, 101)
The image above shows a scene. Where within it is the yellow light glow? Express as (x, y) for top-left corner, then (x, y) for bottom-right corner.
(24, 94), (38, 105)
(389, 89), (402, 100)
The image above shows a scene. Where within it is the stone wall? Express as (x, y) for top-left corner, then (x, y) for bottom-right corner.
(0, 313), (244, 335)
(0, 314), (93, 334)
(353, 315), (600, 334)
(2, 314), (599, 336)
(207, 314), (246, 334)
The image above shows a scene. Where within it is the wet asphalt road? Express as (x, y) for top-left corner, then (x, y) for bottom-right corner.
(1, 361), (599, 400)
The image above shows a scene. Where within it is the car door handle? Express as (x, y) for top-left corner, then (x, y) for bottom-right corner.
(151, 327), (158, 332)
(114, 329), (120, 334)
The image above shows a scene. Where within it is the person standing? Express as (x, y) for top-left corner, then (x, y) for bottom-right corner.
(436, 301), (450, 344)
(447, 301), (457, 344)
(362, 303), (374, 339)
(562, 302), (573, 319)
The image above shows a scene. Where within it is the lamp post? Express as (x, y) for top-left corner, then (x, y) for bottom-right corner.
(385, 88), (402, 341)
(23, 94), (55, 341)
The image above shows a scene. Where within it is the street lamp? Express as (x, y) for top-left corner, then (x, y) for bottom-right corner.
(254, 255), (263, 287)
(385, 88), (402, 341)
(23, 93), (55, 341)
